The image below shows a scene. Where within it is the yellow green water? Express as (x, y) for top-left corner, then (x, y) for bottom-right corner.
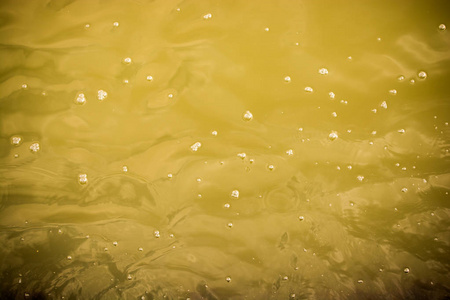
(1, 0), (450, 299)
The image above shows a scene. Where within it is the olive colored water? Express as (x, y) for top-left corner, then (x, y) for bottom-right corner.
(1, 0), (450, 299)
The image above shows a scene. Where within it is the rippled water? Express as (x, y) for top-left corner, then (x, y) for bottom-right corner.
(1, 0), (450, 299)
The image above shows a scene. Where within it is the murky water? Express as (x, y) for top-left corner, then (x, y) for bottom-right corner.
(1, 0), (450, 299)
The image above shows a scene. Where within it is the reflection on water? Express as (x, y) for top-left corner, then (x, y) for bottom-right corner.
(1, 0), (450, 299)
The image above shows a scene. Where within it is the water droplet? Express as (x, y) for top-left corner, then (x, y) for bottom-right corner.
(124, 57), (132, 64)
(67, 255), (72, 260)
(398, 129), (405, 134)
(371, 131), (377, 135)
(268, 164), (274, 171)
(122, 166), (128, 172)
(127, 274), (132, 280)
(410, 79), (415, 84)
(264, 27), (270, 32)
(29, 142), (40, 153)
(439, 24), (446, 31)
(331, 112), (337, 118)
(123, 79), (129, 84)
(167, 173), (173, 179)
(154, 230), (160, 238)
(380, 101), (387, 109)
(168, 93), (174, 98)
(284, 76), (291, 83)
(227, 222), (233, 228)
(231, 190), (239, 199)
(283, 276), (288, 281)
(418, 71), (427, 79)
(113, 241), (118, 246)
(404, 267), (410, 274)
(11, 136), (22, 146)
(329, 92), (335, 99)
(203, 13), (212, 20)
(138, 247), (143, 251)
(389, 89), (397, 95)
(398, 75), (405, 81)
(113, 21), (119, 27)
(318, 68), (328, 75)
(85, 24), (90, 28)
(211, 130), (218, 136)
(328, 131), (338, 141)
(243, 110), (253, 121)
(298, 216), (304, 221)
(304, 86), (313, 93)
(237, 152), (246, 159)
(226, 276), (231, 282)
(97, 90), (107, 101)
(78, 174), (88, 185)
(224, 203), (230, 208)
(347, 56), (352, 60)
(357, 175), (364, 182)
(75, 92), (86, 105)
(401, 187), (408, 193)
(190, 142), (202, 152)
(286, 149), (294, 156)
(21, 83), (28, 89)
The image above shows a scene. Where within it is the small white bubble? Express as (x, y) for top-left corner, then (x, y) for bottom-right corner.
(380, 101), (387, 109)
(138, 247), (143, 251)
(127, 274), (132, 280)
(438, 24), (446, 31)
(203, 13), (212, 20)
(11, 136), (22, 146)
(404, 267), (410, 274)
(78, 174), (88, 185)
(85, 24), (90, 28)
(227, 222), (233, 228)
(398, 129), (405, 134)
(284, 76), (291, 83)
(398, 75), (405, 81)
(75, 93), (86, 105)
(226, 276), (231, 282)
(371, 130), (377, 135)
(97, 90), (107, 101)
(318, 68), (328, 75)
(286, 149), (294, 156)
(21, 83), (28, 89)
(168, 93), (174, 98)
(190, 142), (202, 152)
(29, 142), (40, 153)
(389, 89), (397, 95)
(298, 127), (303, 132)
(331, 112), (337, 118)
(237, 152), (246, 159)
(328, 131), (338, 141)
(347, 56), (352, 60)
(146, 75), (153, 81)
(231, 190), (239, 199)
(377, 37), (381, 41)
(329, 92), (335, 99)
(268, 164), (274, 171)
(167, 173), (173, 179)
(124, 57), (132, 64)
(372, 108), (377, 113)
(401, 187), (408, 193)
(243, 110), (253, 121)
(410, 79), (415, 84)
(418, 71), (427, 79)
(357, 280), (364, 284)
(123, 79), (129, 84)
(211, 130), (218, 136)
(196, 178), (202, 183)
(67, 255), (72, 260)
(304, 86), (313, 93)
(113, 241), (118, 246)
(113, 21), (119, 27)
(356, 175), (364, 182)
(122, 166), (128, 172)
(298, 216), (304, 221)
(154, 230), (160, 238)
(264, 27), (269, 32)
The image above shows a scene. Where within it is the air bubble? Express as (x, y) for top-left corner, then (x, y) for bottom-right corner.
(29, 142), (40, 153)
(264, 27), (269, 32)
(438, 24), (446, 31)
(331, 112), (337, 117)
(243, 110), (253, 121)
(78, 174), (88, 185)
(398, 129), (405, 134)
(389, 89), (397, 95)
(237, 153), (246, 159)
(138, 247), (143, 251)
(404, 267), (410, 274)
(75, 93), (86, 105)
(21, 84), (28, 89)
(284, 76), (291, 83)
(124, 57), (132, 64)
(168, 93), (174, 98)
(127, 274), (132, 280)
(286, 149), (294, 156)
(113, 241), (118, 246)
(268, 164), (274, 171)
(226, 276), (231, 282)
(97, 90), (107, 101)
(357, 175), (364, 182)
(401, 187), (408, 193)
(203, 13), (212, 20)
(11, 136), (22, 146)
(113, 21), (119, 27)
(154, 230), (160, 238)
(328, 131), (338, 141)
(211, 130), (218, 136)
(224, 203), (230, 208)
(227, 222), (233, 228)
(304, 86), (313, 93)
(380, 101), (387, 109)
(190, 142), (202, 152)
(298, 216), (304, 221)
(122, 166), (128, 172)
(318, 68), (328, 75)
(329, 92), (335, 99)
(231, 190), (239, 199)
(397, 75), (405, 81)
(67, 255), (72, 260)
(418, 71), (427, 79)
